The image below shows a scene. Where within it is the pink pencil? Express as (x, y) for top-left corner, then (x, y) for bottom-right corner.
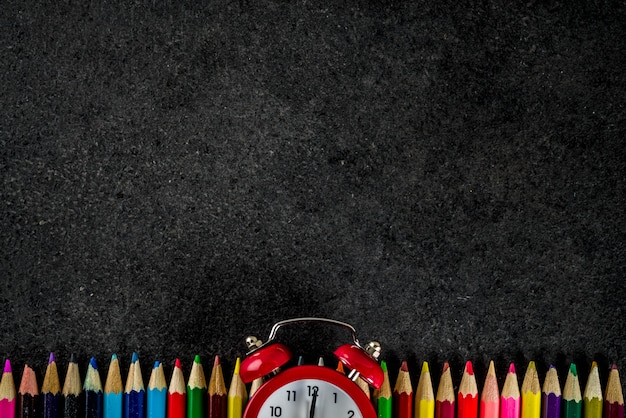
(0, 359), (16, 418)
(501, 363), (520, 418)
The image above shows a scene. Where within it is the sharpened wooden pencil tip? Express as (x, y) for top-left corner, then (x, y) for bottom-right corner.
(214, 355), (220, 367)
(401, 361), (409, 372)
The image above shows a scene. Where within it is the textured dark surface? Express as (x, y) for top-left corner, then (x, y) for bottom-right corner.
(1, 0), (625, 391)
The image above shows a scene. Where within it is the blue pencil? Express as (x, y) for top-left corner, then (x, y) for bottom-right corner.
(124, 352), (145, 418)
(147, 361), (166, 418)
(85, 357), (104, 418)
(104, 354), (123, 418)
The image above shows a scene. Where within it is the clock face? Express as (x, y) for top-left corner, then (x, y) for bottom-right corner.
(244, 365), (375, 418)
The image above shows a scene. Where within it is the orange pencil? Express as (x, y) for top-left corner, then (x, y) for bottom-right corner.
(18, 364), (39, 418)
(480, 361), (500, 418)
(393, 361), (413, 418)
(458, 361), (478, 418)
(436, 363), (455, 418)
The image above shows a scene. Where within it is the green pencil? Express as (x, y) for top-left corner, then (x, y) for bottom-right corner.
(563, 364), (582, 418)
(583, 362), (602, 418)
(376, 361), (392, 418)
(187, 355), (207, 418)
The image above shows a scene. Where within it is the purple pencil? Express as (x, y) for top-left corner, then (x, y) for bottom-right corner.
(541, 366), (561, 418)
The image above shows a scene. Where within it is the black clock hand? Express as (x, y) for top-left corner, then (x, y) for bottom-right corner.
(309, 391), (318, 418)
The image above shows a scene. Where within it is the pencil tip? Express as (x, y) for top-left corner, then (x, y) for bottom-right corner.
(49, 352), (56, 364)
(421, 361), (430, 373)
(443, 362), (450, 372)
(400, 360), (408, 372)
(234, 357), (241, 374)
(611, 364), (618, 370)
(154, 361), (160, 368)
(111, 353), (118, 361)
(569, 363), (577, 376)
(528, 361), (536, 371)
(90, 357), (98, 369)
(465, 360), (474, 375)
(214, 355), (220, 367)
(131, 352), (139, 363)
(70, 353), (76, 363)
(591, 361), (598, 369)
(175, 358), (182, 368)
(4, 359), (11, 373)
(380, 360), (387, 372)
(509, 363), (516, 373)
(194, 354), (201, 364)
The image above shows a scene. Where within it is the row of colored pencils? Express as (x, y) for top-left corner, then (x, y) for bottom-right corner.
(0, 353), (248, 418)
(376, 360), (624, 418)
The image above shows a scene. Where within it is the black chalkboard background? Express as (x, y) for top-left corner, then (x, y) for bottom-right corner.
(1, 0), (625, 395)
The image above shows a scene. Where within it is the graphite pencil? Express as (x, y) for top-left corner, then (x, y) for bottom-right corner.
(458, 361), (478, 418)
(147, 361), (166, 418)
(562, 364), (582, 418)
(84, 356), (104, 418)
(124, 352), (145, 418)
(42, 353), (61, 418)
(501, 363), (520, 418)
(0, 359), (16, 418)
(541, 366), (561, 418)
(187, 355), (207, 418)
(18, 364), (39, 418)
(414, 361), (434, 418)
(375, 360), (391, 418)
(167, 359), (185, 418)
(62, 354), (83, 418)
(104, 354), (123, 418)
(521, 362), (540, 418)
(480, 361), (499, 418)
(208, 356), (227, 418)
(436, 363), (455, 418)
(603, 365), (623, 418)
(393, 361), (413, 418)
(583, 362), (602, 418)
(227, 358), (247, 418)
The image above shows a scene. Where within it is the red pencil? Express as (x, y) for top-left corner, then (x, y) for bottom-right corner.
(393, 361), (413, 418)
(604, 365), (624, 418)
(436, 363), (455, 418)
(458, 361), (478, 418)
(167, 358), (185, 418)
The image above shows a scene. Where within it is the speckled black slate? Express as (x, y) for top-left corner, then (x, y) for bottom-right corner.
(1, 0), (625, 391)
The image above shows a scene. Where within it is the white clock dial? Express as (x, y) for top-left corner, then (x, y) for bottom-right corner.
(256, 378), (364, 418)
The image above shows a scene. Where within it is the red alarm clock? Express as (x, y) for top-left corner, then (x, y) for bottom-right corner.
(239, 318), (383, 418)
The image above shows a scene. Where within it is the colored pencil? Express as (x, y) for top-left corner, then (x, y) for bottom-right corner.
(18, 364), (39, 418)
(414, 361), (434, 418)
(337, 361), (346, 375)
(42, 353), (61, 418)
(562, 363), (582, 418)
(249, 376), (264, 399)
(375, 361), (392, 418)
(603, 365), (623, 418)
(501, 363), (520, 418)
(124, 352), (145, 418)
(147, 361), (166, 418)
(84, 356), (104, 418)
(104, 354), (123, 418)
(227, 358), (247, 418)
(358, 376), (371, 399)
(521, 362), (541, 418)
(541, 366), (561, 418)
(187, 355), (207, 418)
(208, 356), (227, 418)
(393, 361), (413, 418)
(458, 361), (478, 418)
(0, 359), (16, 418)
(62, 354), (83, 418)
(167, 359), (186, 418)
(436, 362), (455, 418)
(583, 362), (603, 418)
(480, 361), (499, 418)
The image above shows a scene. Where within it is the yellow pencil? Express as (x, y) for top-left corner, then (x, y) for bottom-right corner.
(415, 361), (435, 418)
(227, 358), (247, 418)
(583, 362), (602, 418)
(521, 362), (541, 418)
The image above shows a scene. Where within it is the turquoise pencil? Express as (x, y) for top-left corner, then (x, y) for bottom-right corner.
(104, 354), (123, 418)
(147, 361), (166, 418)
